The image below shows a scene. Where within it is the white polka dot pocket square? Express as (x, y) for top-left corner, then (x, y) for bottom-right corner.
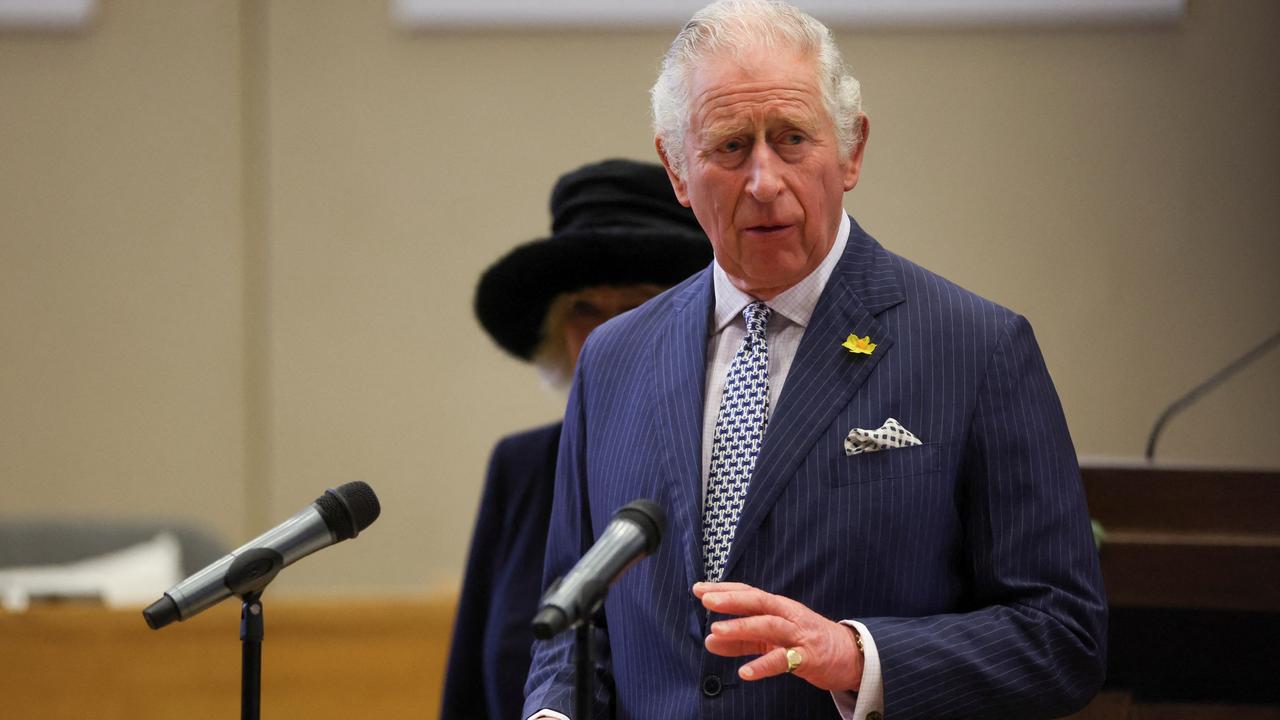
(844, 417), (923, 456)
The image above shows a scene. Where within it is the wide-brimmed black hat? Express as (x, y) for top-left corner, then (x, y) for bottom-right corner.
(475, 158), (712, 361)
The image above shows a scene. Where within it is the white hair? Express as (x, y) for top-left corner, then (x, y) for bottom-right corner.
(651, 0), (864, 177)
(531, 292), (576, 391)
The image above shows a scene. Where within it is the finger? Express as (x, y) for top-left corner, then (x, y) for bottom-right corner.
(701, 587), (803, 620)
(738, 646), (791, 681)
(709, 615), (796, 647)
(692, 581), (756, 599)
(703, 634), (772, 658)
(698, 587), (772, 613)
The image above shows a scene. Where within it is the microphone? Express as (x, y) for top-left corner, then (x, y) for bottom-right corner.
(531, 499), (666, 640)
(1145, 330), (1280, 460)
(142, 481), (380, 630)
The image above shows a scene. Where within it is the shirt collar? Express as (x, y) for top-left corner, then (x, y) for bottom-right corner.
(711, 212), (850, 333)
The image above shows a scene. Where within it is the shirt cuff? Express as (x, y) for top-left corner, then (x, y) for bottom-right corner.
(831, 620), (884, 720)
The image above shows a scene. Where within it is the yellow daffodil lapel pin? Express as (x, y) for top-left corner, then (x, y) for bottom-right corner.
(842, 333), (876, 356)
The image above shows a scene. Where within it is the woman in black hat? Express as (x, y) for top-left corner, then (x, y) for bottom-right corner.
(441, 159), (711, 720)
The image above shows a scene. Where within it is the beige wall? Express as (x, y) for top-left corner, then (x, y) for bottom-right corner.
(1, 3), (249, 545)
(2, 0), (1277, 596)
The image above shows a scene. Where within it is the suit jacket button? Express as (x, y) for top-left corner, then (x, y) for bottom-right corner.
(701, 674), (722, 697)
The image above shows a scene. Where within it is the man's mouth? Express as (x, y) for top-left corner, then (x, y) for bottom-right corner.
(743, 224), (794, 237)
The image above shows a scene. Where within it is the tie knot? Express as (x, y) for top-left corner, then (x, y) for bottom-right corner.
(743, 302), (771, 337)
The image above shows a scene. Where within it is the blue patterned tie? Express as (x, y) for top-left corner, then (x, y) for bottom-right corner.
(702, 301), (771, 582)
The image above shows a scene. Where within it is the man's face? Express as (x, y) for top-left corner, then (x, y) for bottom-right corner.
(659, 48), (867, 299)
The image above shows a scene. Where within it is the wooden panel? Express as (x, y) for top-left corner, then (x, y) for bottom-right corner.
(1131, 704), (1280, 720)
(1100, 535), (1280, 611)
(1082, 465), (1280, 611)
(1070, 696), (1280, 720)
(0, 596), (457, 720)
(1069, 690), (1133, 719)
(1082, 465), (1280, 535)
(7, 593), (1277, 717)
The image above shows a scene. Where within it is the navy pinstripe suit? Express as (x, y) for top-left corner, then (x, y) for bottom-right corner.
(524, 216), (1106, 719)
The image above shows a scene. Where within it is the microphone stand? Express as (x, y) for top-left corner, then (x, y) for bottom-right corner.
(531, 499), (667, 718)
(575, 618), (592, 720)
(240, 590), (265, 720)
(534, 574), (605, 720)
(225, 548), (285, 720)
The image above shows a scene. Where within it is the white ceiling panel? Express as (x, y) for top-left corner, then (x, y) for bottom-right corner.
(390, 0), (1185, 29)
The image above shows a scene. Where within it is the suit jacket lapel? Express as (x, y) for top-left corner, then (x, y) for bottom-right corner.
(720, 223), (905, 581)
(653, 270), (713, 617)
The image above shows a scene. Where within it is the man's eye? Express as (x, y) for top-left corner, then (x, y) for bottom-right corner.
(780, 132), (806, 145)
(719, 139), (745, 153)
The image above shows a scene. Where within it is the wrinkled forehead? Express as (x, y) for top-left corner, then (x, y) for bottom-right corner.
(686, 48), (826, 136)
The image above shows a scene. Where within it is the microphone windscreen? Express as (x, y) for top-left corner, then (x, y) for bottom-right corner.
(316, 481), (381, 540)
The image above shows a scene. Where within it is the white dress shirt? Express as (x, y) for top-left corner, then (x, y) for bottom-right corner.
(701, 213), (883, 720)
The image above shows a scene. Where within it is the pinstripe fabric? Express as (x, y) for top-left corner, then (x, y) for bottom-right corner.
(525, 216), (1107, 719)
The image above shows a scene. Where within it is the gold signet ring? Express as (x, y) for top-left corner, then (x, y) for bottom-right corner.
(785, 648), (803, 673)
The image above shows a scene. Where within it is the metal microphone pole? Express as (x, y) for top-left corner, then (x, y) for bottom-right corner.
(225, 548), (285, 720)
(575, 619), (593, 720)
(240, 591), (264, 720)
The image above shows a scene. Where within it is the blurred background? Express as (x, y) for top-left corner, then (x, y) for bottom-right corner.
(1, 0), (1277, 717)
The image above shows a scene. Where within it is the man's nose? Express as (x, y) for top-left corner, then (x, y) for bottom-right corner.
(745, 144), (783, 202)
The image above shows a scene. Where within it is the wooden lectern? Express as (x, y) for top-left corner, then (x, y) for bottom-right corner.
(1078, 463), (1280, 719)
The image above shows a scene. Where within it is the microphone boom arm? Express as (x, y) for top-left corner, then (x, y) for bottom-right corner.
(1146, 330), (1280, 460)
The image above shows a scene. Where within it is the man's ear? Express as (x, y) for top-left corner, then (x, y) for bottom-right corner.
(655, 136), (692, 207)
(842, 114), (870, 192)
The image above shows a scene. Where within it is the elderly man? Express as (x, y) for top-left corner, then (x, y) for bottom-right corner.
(525, 2), (1106, 718)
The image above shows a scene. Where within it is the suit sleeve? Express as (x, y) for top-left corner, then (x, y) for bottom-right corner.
(859, 314), (1107, 719)
(523, 352), (616, 719)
